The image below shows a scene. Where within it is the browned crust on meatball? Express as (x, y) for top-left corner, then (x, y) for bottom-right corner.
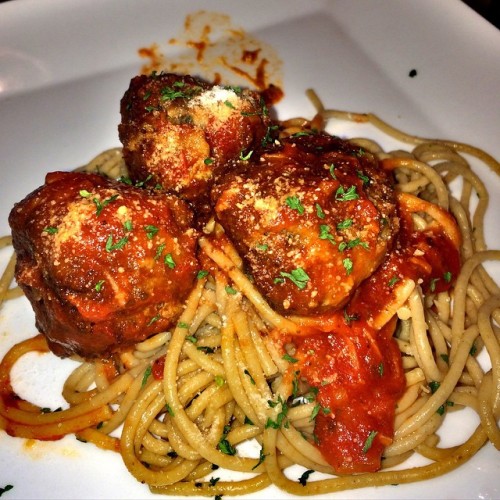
(9, 171), (200, 358)
(212, 133), (399, 316)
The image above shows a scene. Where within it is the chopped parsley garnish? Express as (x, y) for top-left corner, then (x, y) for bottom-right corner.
(214, 375), (225, 387)
(298, 469), (314, 486)
(279, 267), (310, 289)
(285, 195), (305, 214)
(282, 353), (298, 363)
(319, 224), (336, 244)
(244, 369), (256, 385)
(378, 362), (385, 376)
(310, 404), (321, 422)
(443, 271), (452, 283)
(218, 426), (237, 456)
(225, 285), (237, 295)
(204, 157), (213, 165)
(165, 403), (175, 416)
(164, 253), (176, 269)
(95, 280), (105, 292)
(123, 220), (133, 232)
(224, 100), (235, 109)
(343, 257), (353, 275)
(343, 308), (359, 325)
(335, 185), (359, 202)
(177, 322), (189, 329)
(141, 365), (152, 387)
(147, 314), (161, 326)
(154, 243), (166, 261)
(79, 189), (91, 198)
(197, 270), (209, 280)
(239, 150), (253, 161)
(197, 346), (215, 354)
(339, 237), (369, 252)
(252, 446), (268, 470)
(357, 170), (370, 185)
(440, 353), (449, 364)
(362, 430), (378, 453)
(265, 396), (289, 429)
(244, 415), (254, 426)
(43, 226), (58, 234)
(160, 82), (194, 101)
(145, 225), (159, 239)
(105, 234), (128, 252)
(315, 203), (325, 219)
(256, 243), (269, 252)
(93, 194), (119, 216)
(0, 485), (14, 497)
(388, 276), (400, 287)
(429, 381), (440, 394)
(336, 218), (353, 230)
(328, 163), (337, 179)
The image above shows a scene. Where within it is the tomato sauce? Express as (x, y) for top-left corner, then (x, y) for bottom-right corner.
(286, 211), (461, 473)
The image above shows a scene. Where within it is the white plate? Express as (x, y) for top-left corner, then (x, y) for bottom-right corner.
(0, 1), (499, 499)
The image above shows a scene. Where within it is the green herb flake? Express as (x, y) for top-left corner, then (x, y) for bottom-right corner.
(217, 435), (237, 456)
(388, 276), (400, 288)
(0, 485), (14, 497)
(343, 257), (353, 275)
(282, 353), (298, 363)
(43, 226), (58, 234)
(440, 353), (449, 364)
(148, 314), (161, 326)
(177, 322), (189, 329)
(165, 403), (175, 417)
(225, 285), (237, 295)
(93, 194), (119, 216)
(239, 150), (253, 161)
(335, 185), (359, 202)
(214, 375), (225, 387)
(145, 225), (159, 239)
(105, 234), (129, 252)
(123, 220), (133, 232)
(310, 404), (321, 422)
(298, 469), (314, 486)
(319, 224), (336, 245)
(336, 218), (353, 230)
(378, 362), (384, 376)
(154, 243), (166, 261)
(95, 280), (105, 292)
(204, 157), (214, 165)
(244, 415), (254, 426)
(79, 189), (92, 198)
(185, 335), (197, 343)
(429, 380), (440, 394)
(285, 195), (305, 215)
(443, 271), (452, 283)
(357, 170), (370, 185)
(244, 369), (256, 385)
(279, 267), (310, 290)
(315, 203), (325, 219)
(328, 163), (337, 179)
(164, 253), (176, 269)
(256, 243), (269, 252)
(141, 365), (152, 388)
(252, 446), (268, 470)
(197, 270), (209, 280)
(224, 100), (235, 109)
(362, 430), (378, 453)
(197, 346), (215, 354)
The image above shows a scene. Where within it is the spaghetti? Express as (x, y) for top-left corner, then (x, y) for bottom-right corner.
(0, 91), (499, 497)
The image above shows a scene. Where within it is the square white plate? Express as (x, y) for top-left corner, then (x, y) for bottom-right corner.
(0, 1), (499, 499)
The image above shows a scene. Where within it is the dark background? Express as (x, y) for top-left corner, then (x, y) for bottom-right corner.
(463, 0), (499, 28)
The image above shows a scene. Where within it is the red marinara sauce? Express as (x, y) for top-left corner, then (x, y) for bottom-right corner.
(292, 315), (405, 473)
(285, 208), (461, 474)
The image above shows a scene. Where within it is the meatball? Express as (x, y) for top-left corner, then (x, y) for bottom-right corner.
(118, 72), (273, 209)
(212, 133), (399, 316)
(9, 171), (199, 358)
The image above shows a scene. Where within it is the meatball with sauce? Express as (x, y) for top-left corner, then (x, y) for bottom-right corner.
(9, 171), (199, 358)
(118, 72), (273, 210)
(212, 133), (399, 316)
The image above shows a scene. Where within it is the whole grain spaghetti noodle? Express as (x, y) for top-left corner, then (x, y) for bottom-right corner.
(0, 92), (499, 497)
